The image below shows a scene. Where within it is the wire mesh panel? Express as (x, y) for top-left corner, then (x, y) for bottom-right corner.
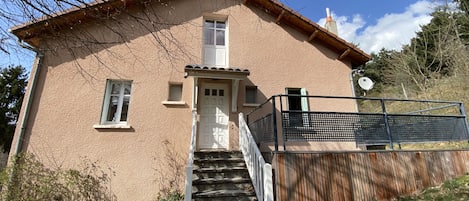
(282, 112), (388, 144)
(354, 114), (389, 145)
(388, 114), (469, 143)
(249, 113), (274, 143)
(247, 95), (469, 150)
(281, 111), (469, 145)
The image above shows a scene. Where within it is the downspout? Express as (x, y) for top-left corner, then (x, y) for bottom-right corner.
(11, 40), (43, 157)
(350, 69), (360, 112)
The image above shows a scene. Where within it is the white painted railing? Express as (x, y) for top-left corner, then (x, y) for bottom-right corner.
(184, 111), (198, 201)
(239, 113), (273, 201)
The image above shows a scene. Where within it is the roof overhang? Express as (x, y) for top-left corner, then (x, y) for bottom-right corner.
(244, 0), (371, 65)
(10, 0), (139, 47)
(184, 65), (250, 80)
(10, 0), (371, 65)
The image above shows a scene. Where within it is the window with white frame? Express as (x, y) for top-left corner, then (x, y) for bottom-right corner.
(203, 19), (227, 66)
(101, 80), (132, 125)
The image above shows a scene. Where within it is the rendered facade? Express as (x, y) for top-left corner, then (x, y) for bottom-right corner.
(9, 0), (371, 200)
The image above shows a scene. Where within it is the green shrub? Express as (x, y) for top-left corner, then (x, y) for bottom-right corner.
(0, 153), (116, 201)
(156, 190), (184, 201)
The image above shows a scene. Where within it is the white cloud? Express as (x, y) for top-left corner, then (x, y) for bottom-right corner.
(319, 0), (440, 54)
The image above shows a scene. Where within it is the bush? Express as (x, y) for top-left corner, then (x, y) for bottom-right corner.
(0, 153), (116, 201)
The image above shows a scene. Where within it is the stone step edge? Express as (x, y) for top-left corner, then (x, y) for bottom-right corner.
(192, 177), (251, 184)
(193, 166), (248, 172)
(192, 189), (256, 198)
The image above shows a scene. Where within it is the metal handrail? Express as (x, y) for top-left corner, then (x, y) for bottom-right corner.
(274, 94), (463, 104)
(184, 110), (197, 201)
(246, 95), (469, 151)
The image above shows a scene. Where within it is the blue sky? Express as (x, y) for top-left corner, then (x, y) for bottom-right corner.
(280, 0), (442, 53)
(1, 0), (441, 69)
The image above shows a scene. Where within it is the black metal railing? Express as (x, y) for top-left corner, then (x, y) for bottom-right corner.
(246, 95), (469, 151)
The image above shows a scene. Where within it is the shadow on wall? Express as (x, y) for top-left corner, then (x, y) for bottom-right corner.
(153, 139), (185, 200)
(43, 0), (242, 68)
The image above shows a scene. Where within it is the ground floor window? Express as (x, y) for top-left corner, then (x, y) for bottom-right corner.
(168, 83), (183, 101)
(286, 88), (309, 127)
(245, 86), (258, 104)
(101, 80), (132, 125)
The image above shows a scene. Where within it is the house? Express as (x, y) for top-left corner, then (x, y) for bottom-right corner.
(9, 0), (371, 200)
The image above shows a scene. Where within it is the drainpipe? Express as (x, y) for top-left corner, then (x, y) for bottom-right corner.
(11, 40), (44, 158)
(350, 69), (363, 112)
(5, 40), (43, 199)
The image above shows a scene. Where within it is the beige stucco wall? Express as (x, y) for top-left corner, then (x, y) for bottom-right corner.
(9, 0), (362, 200)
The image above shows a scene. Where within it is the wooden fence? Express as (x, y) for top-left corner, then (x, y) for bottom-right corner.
(273, 150), (469, 201)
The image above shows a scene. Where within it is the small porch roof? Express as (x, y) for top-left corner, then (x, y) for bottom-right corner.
(185, 64), (249, 113)
(184, 65), (250, 80)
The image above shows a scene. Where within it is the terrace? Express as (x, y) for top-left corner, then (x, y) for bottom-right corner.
(246, 95), (469, 151)
(237, 95), (469, 200)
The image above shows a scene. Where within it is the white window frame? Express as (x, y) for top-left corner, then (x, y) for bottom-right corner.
(100, 80), (132, 125)
(202, 18), (228, 67)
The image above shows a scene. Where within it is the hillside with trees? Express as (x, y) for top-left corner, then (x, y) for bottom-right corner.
(357, 0), (469, 108)
(0, 66), (27, 153)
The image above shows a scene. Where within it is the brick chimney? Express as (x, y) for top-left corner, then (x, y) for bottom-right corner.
(325, 8), (338, 35)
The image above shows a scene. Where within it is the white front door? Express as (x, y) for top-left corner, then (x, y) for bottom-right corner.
(198, 83), (229, 149)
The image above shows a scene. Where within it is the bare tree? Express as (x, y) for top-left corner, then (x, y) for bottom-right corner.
(385, 5), (469, 99)
(1, 0), (205, 80)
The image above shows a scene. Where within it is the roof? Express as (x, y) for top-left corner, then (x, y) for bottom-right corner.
(10, 0), (138, 47)
(10, 0), (371, 65)
(246, 0), (370, 65)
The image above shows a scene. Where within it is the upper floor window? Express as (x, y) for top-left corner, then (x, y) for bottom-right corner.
(203, 19), (227, 67)
(101, 80), (132, 125)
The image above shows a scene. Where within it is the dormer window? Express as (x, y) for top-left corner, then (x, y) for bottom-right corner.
(203, 19), (227, 67)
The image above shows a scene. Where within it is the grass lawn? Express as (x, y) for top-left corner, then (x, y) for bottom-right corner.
(395, 174), (469, 201)
(397, 141), (469, 150)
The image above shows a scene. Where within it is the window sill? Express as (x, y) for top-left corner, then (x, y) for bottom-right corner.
(162, 101), (187, 106)
(93, 124), (132, 129)
(243, 103), (260, 107)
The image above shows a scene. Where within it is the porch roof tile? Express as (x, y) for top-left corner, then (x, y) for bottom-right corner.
(185, 64), (250, 76)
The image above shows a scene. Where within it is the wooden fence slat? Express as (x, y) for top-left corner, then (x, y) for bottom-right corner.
(274, 150), (469, 201)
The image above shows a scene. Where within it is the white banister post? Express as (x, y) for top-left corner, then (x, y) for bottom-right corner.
(264, 163), (273, 201)
(184, 167), (192, 201)
(239, 113), (273, 201)
(184, 111), (198, 201)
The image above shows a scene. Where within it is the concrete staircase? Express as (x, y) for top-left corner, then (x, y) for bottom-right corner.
(191, 151), (257, 201)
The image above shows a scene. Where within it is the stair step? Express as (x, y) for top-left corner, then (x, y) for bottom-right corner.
(193, 177), (251, 184)
(193, 173), (250, 181)
(191, 151), (255, 201)
(194, 157), (244, 162)
(194, 166), (248, 172)
(194, 151), (243, 159)
(195, 151), (243, 154)
(193, 189), (256, 198)
(193, 197), (257, 201)
(192, 182), (254, 192)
